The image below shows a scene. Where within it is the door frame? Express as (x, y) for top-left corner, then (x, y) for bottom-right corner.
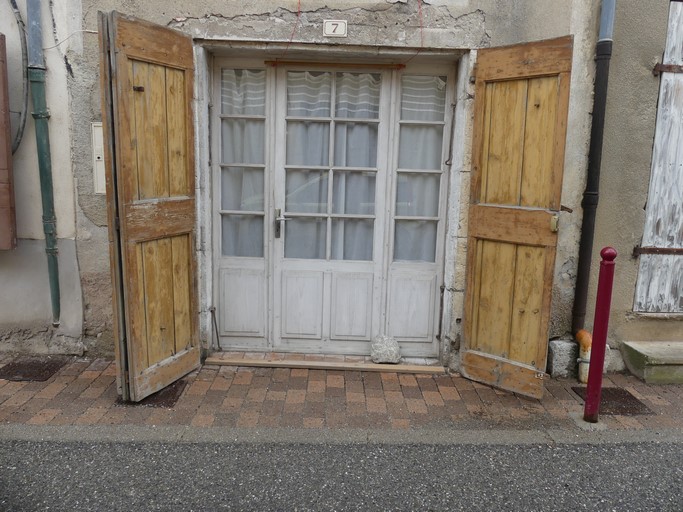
(204, 49), (465, 358)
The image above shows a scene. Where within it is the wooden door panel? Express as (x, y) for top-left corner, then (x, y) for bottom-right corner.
(132, 61), (170, 200)
(387, 274), (436, 342)
(331, 273), (373, 340)
(99, 11), (199, 402)
(480, 80), (528, 206)
(461, 351), (544, 398)
(219, 269), (266, 337)
(468, 205), (557, 247)
(171, 234), (193, 351)
(462, 36), (572, 399)
(167, 68), (191, 196)
(282, 271), (325, 339)
(508, 245), (548, 365)
(521, 76), (559, 208)
(471, 240), (516, 356)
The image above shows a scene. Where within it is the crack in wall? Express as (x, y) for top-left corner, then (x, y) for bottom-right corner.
(168, 4), (488, 48)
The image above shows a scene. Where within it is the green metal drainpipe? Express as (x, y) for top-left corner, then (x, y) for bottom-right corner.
(27, 0), (60, 326)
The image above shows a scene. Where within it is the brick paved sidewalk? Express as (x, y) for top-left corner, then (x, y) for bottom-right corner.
(0, 354), (681, 432)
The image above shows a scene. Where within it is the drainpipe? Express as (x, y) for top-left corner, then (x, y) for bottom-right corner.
(27, 0), (60, 326)
(571, 0), (616, 334)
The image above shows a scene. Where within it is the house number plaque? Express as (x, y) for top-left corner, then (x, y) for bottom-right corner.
(323, 20), (348, 37)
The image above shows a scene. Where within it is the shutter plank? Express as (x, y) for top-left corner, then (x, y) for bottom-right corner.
(0, 34), (17, 251)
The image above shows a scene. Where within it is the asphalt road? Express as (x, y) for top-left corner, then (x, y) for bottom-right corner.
(1, 436), (682, 511)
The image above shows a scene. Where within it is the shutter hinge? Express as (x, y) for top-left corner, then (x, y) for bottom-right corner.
(653, 63), (683, 76)
(114, 216), (121, 231)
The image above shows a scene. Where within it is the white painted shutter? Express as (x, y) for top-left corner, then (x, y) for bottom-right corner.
(635, 2), (683, 313)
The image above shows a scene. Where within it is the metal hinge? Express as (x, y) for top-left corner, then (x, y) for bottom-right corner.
(653, 63), (683, 76)
(114, 216), (121, 231)
(632, 245), (683, 256)
(550, 215), (559, 233)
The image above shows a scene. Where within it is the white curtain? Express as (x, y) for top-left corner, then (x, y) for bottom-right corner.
(220, 69), (266, 258)
(219, 69), (448, 263)
(393, 75), (447, 262)
(285, 72), (380, 261)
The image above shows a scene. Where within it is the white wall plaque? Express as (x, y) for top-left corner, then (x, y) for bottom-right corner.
(323, 20), (348, 38)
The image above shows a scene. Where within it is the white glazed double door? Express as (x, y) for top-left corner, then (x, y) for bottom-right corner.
(215, 63), (453, 356)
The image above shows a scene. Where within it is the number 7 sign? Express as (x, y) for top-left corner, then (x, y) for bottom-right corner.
(323, 20), (348, 37)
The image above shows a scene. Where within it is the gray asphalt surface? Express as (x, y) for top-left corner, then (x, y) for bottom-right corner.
(1, 437), (682, 511)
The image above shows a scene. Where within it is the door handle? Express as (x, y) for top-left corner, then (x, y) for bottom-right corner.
(275, 208), (288, 238)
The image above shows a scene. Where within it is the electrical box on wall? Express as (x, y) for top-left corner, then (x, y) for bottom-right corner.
(91, 122), (106, 194)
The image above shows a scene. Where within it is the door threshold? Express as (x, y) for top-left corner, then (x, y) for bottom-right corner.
(205, 351), (445, 375)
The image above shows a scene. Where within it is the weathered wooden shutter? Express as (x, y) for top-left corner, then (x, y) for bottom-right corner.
(635, 2), (683, 313)
(99, 12), (200, 402)
(0, 34), (17, 251)
(461, 37), (573, 399)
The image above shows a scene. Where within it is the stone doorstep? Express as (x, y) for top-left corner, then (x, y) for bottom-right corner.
(205, 353), (446, 375)
(622, 341), (683, 384)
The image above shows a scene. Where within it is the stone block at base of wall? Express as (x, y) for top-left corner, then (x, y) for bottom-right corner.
(548, 338), (579, 378)
(0, 327), (85, 356)
(547, 338), (626, 378)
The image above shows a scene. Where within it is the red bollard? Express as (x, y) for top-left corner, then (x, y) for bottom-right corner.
(583, 247), (618, 423)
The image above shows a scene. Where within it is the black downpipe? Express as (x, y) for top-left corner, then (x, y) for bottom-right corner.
(571, 35), (614, 334)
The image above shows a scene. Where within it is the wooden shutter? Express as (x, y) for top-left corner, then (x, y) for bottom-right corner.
(98, 12), (200, 402)
(0, 34), (17, 251)
(462, 37), (573, 399)
(635, 2), (683, 313)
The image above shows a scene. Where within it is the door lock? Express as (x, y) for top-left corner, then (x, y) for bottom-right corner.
(275, 208), (288, 238)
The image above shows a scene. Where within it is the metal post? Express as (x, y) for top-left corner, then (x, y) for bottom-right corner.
(583, 247), (617, 423)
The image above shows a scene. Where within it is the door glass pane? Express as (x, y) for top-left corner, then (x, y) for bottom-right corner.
(222, 215), (263, 257)
(334, 123), (378, 168)
(401, 75), (447, 122)
(287, 71), (332, 117)
(286, 170), (328, 214)
(221, 119), (265, 164)
(395, 173), (440, 217)
(285, 218), (327, 259)
(336, 73), (381, 119)
(398, 125), (444, 170)
(286, 122), (330, 166)
(331, 219), (374, 261)
(221, 168), (264, 211)
(221, 69), (266, 116)
(394, 220), (437, 262)
(332, 172), (375, 215)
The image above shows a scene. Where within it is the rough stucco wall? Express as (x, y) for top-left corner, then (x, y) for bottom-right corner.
(0, 0), (76, 239)
(0, 0), (83, 352)
(589, 1), (683, 344)
(67, 0), (596, 355)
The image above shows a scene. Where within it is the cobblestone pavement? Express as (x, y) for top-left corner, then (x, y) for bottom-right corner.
(0, 353), (681, 432)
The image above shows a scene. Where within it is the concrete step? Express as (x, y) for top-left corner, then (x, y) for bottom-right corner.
(621, 341), (683, 384)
